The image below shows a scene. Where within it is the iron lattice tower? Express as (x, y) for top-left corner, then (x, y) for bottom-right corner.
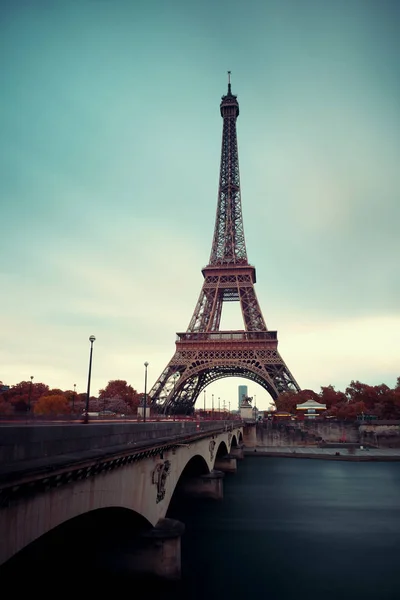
(149, 74), (300, 414)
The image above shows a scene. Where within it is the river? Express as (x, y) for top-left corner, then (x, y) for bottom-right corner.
(165, 456), (400, 600)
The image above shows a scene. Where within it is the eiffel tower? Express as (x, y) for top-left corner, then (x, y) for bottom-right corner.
(149, 74), (300, 414)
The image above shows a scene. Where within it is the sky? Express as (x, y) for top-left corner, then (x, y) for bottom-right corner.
(1, 0), (399, 411)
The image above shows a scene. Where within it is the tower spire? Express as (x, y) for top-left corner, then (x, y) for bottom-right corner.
(211, 75), (244, 265)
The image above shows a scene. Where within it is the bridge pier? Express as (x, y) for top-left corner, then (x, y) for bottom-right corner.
(132, 518), (185, 580)
(243, 425), (257, 448)
(214, 455), (237, 473)
(229, 445), (244, 460)
(180, 469), (224, 500)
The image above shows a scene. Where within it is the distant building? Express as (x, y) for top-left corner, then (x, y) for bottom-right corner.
(238, 385), (248, 410)
(296, 399), (327, 419)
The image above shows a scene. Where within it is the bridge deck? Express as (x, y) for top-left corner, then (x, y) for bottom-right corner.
(0, 421), (240, 490)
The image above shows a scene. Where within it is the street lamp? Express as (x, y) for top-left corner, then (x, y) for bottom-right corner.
(166, 372), (178, 417)
(73, 383), (76, 413)
(203, 389), (206, 416)
(28, 376), (34, 412)
(143, 361), (149, 422)
(218, 396), (220, 419)
(212, 393), (214, 420)
(84, 335), (96, 424)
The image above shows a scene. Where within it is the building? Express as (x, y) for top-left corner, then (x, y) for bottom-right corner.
(296, 399), (327, 420)
(238, 385), (248, 410)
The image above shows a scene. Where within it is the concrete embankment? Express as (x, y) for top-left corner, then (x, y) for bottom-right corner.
(244, 446), (400, 461)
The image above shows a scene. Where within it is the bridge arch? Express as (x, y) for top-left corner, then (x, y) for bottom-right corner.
(2, 506), (152, 576)
(215, 440), (229, 458)
(228, 432), (244, 451)
(176, 454), (210, 478)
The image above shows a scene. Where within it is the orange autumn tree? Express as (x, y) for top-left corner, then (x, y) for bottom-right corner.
(34, 394), (70, 415)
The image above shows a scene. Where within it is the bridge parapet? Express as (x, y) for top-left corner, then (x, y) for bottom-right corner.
(0, 421), (242, 468)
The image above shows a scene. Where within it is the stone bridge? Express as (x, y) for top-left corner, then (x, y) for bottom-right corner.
(0, 421), (246, 579)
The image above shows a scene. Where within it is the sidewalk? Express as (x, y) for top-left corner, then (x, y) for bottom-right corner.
(244, 446), (400, 461)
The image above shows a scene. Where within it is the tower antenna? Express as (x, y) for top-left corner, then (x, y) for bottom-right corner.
(227, 70), (231, 94)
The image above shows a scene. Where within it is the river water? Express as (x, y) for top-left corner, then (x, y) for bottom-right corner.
(165, 457), (400, 600)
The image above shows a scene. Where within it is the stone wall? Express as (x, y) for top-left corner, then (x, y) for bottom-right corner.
(360, 424), (400, 448)
(255, 423), (322, 447)
(256, 421), (400, 447)
(301, 421), (359, 443)
(256, 421), (358, 446)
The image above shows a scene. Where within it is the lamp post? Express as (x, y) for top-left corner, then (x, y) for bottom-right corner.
(143, 361), (149, 422)
(73, 383), (76, 413)
(212, 393), (214, 420)
(28, 376), (34, 413)
(84, 335), (96, 424)
(166, 372), (178, 417)
(218, 396), (220, 419)
(203, 389), (206, 417)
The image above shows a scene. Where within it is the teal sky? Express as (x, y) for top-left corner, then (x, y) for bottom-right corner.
(1, 0), (399, 410)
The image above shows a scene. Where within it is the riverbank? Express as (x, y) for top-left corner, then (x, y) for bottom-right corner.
(244, 446), (400, 461)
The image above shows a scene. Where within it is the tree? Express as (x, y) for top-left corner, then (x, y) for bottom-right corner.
(45, 388), (67, 397)
(103, 397), (130, 414)
(345, 381), (377, 408)
(319, 385), (347, 409)
(34, 395), (70, 415)
(275, 391), (298, 413)
(0, 397), (13, 415)
(3, 381), (50, 412)
(98, 380), (140, 413)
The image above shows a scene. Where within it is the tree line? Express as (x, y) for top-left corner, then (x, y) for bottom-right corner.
(0, 379), (143, 416)
(275, 377), (400, 420)
(1, 376), (399, 419)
